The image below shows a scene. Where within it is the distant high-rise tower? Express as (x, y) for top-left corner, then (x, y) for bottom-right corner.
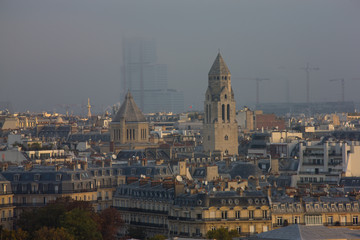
(203, 53), (238, 156)
(121, 37), (184, 113)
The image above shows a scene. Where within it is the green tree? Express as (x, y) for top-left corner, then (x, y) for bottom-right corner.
(206, 227), (239, 240)
(60, 208), (102, 240)
(33, 227), (75, 240)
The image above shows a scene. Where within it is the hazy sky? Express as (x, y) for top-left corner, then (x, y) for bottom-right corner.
(1, 0), (360, 114)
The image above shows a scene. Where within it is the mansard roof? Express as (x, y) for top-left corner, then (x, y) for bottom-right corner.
(113, 91), (146, 122)
(208, 52), (231, 76)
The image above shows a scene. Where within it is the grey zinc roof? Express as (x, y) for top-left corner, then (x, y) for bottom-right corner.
(253, 224), (360, 240)
(112, 91), (146, 122)
(208, 52), (231, 75)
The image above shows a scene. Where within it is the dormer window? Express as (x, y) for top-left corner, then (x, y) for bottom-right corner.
(56, 174), (62, 181)
(14, 175), (20, 181)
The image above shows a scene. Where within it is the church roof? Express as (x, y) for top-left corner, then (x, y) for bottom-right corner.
(208, 52), (231, 75)
(112, 91), (146, 122)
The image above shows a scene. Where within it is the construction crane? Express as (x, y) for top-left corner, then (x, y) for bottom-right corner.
(329, 78), (345, 102)
(301, 62), (319, 103)
(237, 78), (270, 105)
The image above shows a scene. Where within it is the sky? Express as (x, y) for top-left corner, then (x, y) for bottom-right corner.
(0, 0), (360, 114)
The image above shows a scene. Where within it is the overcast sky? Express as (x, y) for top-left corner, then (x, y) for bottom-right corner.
(1, 0), (360, 114)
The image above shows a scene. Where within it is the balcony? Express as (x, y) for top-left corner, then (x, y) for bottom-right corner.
(115, 206), (168, 215)
(168, 216), (271, 222)
(129, 221), (167, 229)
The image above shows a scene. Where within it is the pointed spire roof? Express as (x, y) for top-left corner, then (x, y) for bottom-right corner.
(208, 52), (231, 75)
(113, 91), (146, 122)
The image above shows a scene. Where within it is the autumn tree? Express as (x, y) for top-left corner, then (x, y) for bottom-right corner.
(33, 227), (75, 240)
(206, 227), (240, 240)
(98, 207), (123, 240)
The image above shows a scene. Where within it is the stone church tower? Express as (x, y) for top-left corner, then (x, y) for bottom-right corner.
(203, 53), (238, 156)
(110, 91), (149, 153)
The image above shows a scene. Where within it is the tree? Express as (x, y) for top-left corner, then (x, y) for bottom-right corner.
(0, 228), (29, 240)
(149, 235), (167, 240)
(33, 227), (75, 240)
(60, 208), (102, 240)
(126, 227), (147, 240)
(206, 227), (240, 240)
(16, 197), (123, 240)
(98, 208), (123, 240)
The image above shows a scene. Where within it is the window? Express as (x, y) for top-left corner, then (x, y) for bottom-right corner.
(277, 217), (283, 226)
(294, 216), (300, 224)
(341, 216), (347, 226)
(262, 210), (267, 219)
(56, 174), (61, 181)
(353, 216), (358, 225)
(249, 210), (254, 219)
(224, 135), (228, 141)
(222, 104), (225, 121)
(227, 104), (230, 121)
(305, 215), (322, 225)
(235, 211), (240, 219)
(237, 226), (241, 233)
(327, 216), (333, 225)
(262, 226), (268, 232)
(222, 211), (228, 219)
(249, 225), (255, 233)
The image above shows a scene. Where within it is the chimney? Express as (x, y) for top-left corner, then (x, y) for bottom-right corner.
(225, 158), (230, 169)
(141, 158), (147, 166)
(55, 165), (60, 171)
(239, 188), (244, 197)
(174, 182), (185, 197)
(83, 162), (88, 171)
(267, 187), (272, 198)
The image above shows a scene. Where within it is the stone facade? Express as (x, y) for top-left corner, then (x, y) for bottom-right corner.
(110, 91), (150, 153)
(203, 53), (238, 156)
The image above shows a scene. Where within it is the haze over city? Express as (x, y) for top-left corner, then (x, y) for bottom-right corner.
(1, 0), (360, 113)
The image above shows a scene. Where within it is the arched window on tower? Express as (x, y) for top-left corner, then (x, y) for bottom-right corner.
(225, 135), (229, 141)
(222, 104), (225, 122)
(227, 104), (230, 121)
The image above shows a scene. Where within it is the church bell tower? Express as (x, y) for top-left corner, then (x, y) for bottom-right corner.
(203, 53), (238, 156)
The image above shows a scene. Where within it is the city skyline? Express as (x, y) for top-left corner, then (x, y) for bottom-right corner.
(1, 0), (360, 113)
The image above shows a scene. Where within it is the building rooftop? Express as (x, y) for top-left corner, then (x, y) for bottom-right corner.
(112, 91), (146, 122)
(208, 52), (231, 76)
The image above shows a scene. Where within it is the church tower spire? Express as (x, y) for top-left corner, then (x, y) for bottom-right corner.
(203, 53), (238, 156)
